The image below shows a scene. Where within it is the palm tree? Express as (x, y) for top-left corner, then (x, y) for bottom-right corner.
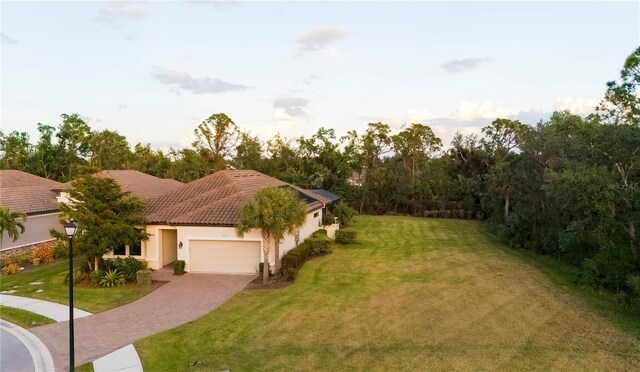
(333, 201), (357, 227)
(236, 187), (307, 283)
(0, 207), (27, 249)
(270, 189), (307, 274)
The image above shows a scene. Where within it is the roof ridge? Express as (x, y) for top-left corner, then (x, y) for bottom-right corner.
(221, 170), (254, 202)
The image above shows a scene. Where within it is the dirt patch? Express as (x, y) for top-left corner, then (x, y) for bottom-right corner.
(246, 277), (292, 289)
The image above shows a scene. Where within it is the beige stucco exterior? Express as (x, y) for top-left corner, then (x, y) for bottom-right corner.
(133, 208), (323, 273)
(0, 212), (62, 251)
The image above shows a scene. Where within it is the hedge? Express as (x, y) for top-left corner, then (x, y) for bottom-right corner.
(136, 270), (152, 287)
(281, 233), (332, 280)
(335, 230), (357, 244)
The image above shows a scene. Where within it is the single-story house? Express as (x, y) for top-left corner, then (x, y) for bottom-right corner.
(55, 170), (184, 257)
(135, 170), (335, 274)
(0, 170), (64, 251)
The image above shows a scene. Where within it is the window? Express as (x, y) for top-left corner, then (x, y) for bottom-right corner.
(113, 244), (126, 256)
(313, 212), (319, 218)
(130, 241), (142, 256)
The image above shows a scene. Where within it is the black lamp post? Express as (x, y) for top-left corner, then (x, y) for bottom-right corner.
(64, 219), (79, 371)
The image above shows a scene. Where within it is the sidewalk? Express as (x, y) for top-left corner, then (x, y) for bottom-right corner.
(0, 294), (143, 372)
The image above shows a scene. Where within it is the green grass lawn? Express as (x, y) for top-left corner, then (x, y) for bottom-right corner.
(0, 305), (55, 328)
(136, 216), (640, 371)
(0, 258), (152, 313)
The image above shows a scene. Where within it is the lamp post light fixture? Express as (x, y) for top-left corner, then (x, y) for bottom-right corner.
(64, 219), (79, 371)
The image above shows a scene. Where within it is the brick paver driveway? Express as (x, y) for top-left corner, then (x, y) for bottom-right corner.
(31, 269), (254, 370)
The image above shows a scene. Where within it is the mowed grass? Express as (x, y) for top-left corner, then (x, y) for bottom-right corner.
(136, 216), (640, 371)
(0, 305), (55, 328)
(0, 258), (152, 313)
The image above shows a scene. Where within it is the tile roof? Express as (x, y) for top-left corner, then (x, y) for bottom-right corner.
(91, 170), (184, 202)
(0, 170), (62, 189)
(0, 171), (62, 215)
(146, 170), (327, 226)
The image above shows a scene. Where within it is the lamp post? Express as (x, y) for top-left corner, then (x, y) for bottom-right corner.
(64, 219), (79, 372)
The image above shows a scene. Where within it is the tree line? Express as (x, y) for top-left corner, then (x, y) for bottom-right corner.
(1, 48), (639, 301)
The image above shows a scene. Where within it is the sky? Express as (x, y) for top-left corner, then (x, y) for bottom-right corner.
(1, 1), (639, 151)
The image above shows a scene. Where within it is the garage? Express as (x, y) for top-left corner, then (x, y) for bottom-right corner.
(189, 240), (260, 274)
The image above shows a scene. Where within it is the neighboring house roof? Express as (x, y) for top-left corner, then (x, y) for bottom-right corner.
(0, 170), (63, 215)
(309, 189), (341, 204)
(0, 170), (62, 189)
(93, 170), (184, 202)
(146, 170), (327, 226)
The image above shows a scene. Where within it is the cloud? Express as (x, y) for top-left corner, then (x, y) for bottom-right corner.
(454, 100), (520, 121)
(296, 27), (347, 55)
(440, 57), (490, 73)
(273, 96), (310, 117)
(97, 1), (144, 24)
(1, 33), (18, 45)
(123, 32), (138, 41)
(299, 74), (320, 85)
(406, 109), (434, 124)
(553, 96), (600, 116)
(152, 69), (249, 94)
(118, 104), (129, 110)
(183, 0), (238, 8)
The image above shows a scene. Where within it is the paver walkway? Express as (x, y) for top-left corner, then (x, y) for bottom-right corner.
(30, 269), (253, 371)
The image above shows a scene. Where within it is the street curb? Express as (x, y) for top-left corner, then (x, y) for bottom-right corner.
(1, 319), (55, 372)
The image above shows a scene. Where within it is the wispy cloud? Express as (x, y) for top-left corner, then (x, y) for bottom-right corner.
(274, 96), (310, 117)
(118, 104), (129, 111)
(97, 1), (144, 25)
(152, 69), (249, 94)
(296, 27), (347, 55)
(1, 33), (18, 45)
(440, 57), (490, 73)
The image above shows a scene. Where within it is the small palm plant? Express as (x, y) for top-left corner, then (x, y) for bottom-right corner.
(98, 269), (126, 288)
(0, 207), (26, 248)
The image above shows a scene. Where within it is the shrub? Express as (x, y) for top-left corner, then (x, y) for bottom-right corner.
(307, 237), (332, 256)
(258, 263), (274, 277)
(335, 230), (357, 244)
(281, 244), (310, 280)
(136, 270), (152, 287)
(33, 257), (41, 266)
(174, 260), (186, 275)
(311, 229), (328, 238)
(53, 240), (69, 259)
(91, 269), (105, 285)
(32, 244), (55, 263)
(321, 211), (336, 226)
(104, 257), (143, 281)
(99, 269), (125, 288)
(2, 263), (20, 275)
(66, 269), (87, 284)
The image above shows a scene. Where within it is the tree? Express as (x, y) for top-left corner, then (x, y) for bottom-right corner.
(392, 123), (442, 187)
(333, 201), (358, 226)
(236, 187), (306, 283)
(0, 131), (31, 171)
(232, 133), (264, 170)
(598, 46), (640, 126)
(89, 129), (132, 170)
(192, 113), (241, 173)
(0, 207), (26, 248)
(55, 175), (149, 271)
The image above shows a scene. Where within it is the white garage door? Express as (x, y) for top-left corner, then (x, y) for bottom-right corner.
(189, 240), (260, 274)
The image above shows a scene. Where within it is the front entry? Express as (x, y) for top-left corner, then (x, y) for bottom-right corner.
(161, 229), (178, 266)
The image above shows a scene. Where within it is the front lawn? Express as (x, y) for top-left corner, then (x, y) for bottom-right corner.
(0, 258), (152, 313)
(136, 216), (640, 370)
(0, 305), (55, 328)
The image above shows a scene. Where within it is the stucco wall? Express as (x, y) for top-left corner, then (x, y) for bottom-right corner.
(0, 213), (62, 251)
(142, 208), (323, 271)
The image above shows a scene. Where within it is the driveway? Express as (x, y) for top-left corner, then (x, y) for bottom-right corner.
(31, 269), (254, 370)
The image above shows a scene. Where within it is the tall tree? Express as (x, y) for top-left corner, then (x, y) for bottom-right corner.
(0, 131), (31, 171)
(55, 175), (149, 271)
(89, 129), (132, 170)
(236, 187), (306, 283)
(0, 207), (26, 248)
(392, 123), (442, 187)
(192, 113), (241, 173)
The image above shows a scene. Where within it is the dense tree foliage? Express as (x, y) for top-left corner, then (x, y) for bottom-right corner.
(2, 48), (639, 302)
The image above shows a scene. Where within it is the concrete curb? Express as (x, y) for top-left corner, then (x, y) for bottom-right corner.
(1, 319), (55, 372)
(0, 294), (144, 372)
